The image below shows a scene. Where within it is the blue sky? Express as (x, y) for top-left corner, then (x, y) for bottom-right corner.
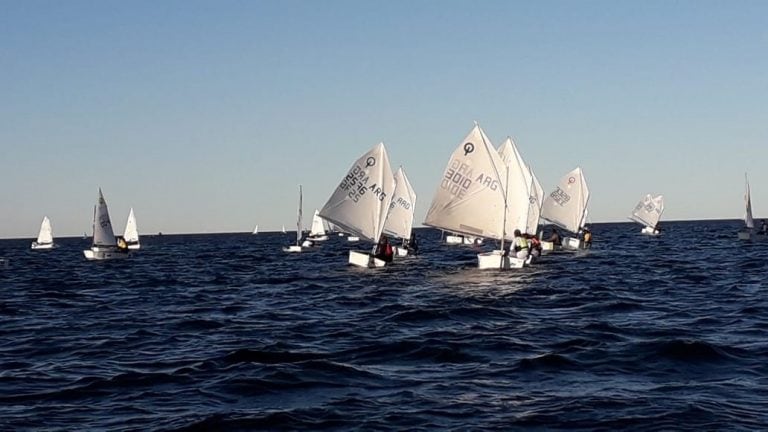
(1, 1), (767, 238)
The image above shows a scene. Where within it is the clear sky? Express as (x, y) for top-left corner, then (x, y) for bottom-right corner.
(2, 0), (767, 238)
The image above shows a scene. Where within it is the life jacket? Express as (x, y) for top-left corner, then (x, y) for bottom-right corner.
(385, 243), (393, 256)
(515, 236), (529, 250)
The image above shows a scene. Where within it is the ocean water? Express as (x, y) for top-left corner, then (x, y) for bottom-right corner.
(1, 220), (767, 431)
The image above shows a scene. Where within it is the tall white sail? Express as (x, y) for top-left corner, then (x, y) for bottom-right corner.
(540, 167), (590, 234)
(497, 137), (537, 236)
(745, 174), (755, 229)
(124, 208), (140, 242)
(630, 194), (664, 229)
(528, 166), (544, 235)
(309, 210), (326, 236)
(424, 124), (515, 240)
(294, 185), (303, 246)
(383, 166), (417, 240)
(93, 188), (117, 247)
(36, 216), (54, 245)
(319, 142), (395, 243)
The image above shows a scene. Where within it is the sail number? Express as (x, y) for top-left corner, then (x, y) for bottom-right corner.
(390, 197), (411, 210)
(340, 165), (388, 203)
(550, 187), (571, 206)
(441, 159), (498, 199)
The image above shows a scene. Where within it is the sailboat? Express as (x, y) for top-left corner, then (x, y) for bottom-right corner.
(382, 166), (417, 257)
(281, 224), (286, 234)
(540, 167), (590, 251)
(307, 210), (329, 241)
(284, 185), (305, 252)
(84, 188), (129, 260)
(738, 174), (766, 240)
(630, 194), (664, 236)
(31, 216), (56, 250)
(252, 225), (258, 235)
(123, 208), (141, 249)
(424, 123), (527, 269)
(319, 142), (395, 268)
(498, 137), (543, 238)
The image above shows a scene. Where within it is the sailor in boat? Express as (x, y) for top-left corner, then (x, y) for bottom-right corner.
(512, 230), (530, 260)
(374, 234), (394, 263)
(116, 236), (129, 252)
(582, 227), (593, 249)
(545, 228), (562, 246)
(526, 233), (542, 258)
(407, 232), (419, 255)
(760, 220), (768, 235)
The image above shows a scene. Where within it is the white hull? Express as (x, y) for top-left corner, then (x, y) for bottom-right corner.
(83, 248), (130, 260)
(738, 230), (768, 241)
(640, 226), (660, 236)
(308, 235), (329, 242)
(446, 235), (483, 245)
(301, 240), (314, 247)
(127, 243), (141, 250)
(283, 245), (304, 253)
(347, 236), (360, 242)
(445, 235), (464, 244)
(477, 250), (525, 269)
(31, 242), (55, 250)
(540, 241), (561, 252)
(562, 237), (585, 250)
(348, 250), (386, 268)
(395, 246), (408, 257)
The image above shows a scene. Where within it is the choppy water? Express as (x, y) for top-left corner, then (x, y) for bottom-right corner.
(1, 220), (767, 431)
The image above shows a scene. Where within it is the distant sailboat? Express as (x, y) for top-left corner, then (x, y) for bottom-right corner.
(283, 185), (305, 252)
(281, 224), (286, 234)
(252, 224), (258, 235)
(123, 208), (141, 249)
(540, 167), (590, 251)
(382, 166), (417, 257)
(307, 210), (329, 241)
(319, 142), (395, 268)
(738, 174), (766, 240)
(84, 188), (129, 260)
(630, 194), (664, 236)
(31, 216), (56, 250)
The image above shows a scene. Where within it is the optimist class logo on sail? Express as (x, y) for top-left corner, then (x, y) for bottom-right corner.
(339, 157), (388, 203)
(441, 142), (499, 199)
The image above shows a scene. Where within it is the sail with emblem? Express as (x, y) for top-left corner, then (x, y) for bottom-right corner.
(424, 124), (512, 240)
(629, 194), (664, 229)
(319, 142), (395, 243)
(540, 167), (590, 233)
(383, 166), (417, 240)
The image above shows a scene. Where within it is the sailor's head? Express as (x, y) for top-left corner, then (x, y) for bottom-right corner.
(514, 229), (521, 236)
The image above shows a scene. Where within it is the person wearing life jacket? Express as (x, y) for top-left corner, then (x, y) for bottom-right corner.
(374, 234), (394, 263)
(527, 233), (542, 258)
(512, 229), (529, 259)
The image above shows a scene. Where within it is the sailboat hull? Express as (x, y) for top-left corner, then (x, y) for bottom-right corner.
(347, 236), (360, 242)
(395, 246), (408, 257)
(83, 248), (130, 260)
(127, 243), (141, 250)
(348, 250), (386, 268)
(477, 250), (525, 269)
(738, 230), (768, 241)
(308, 235), (329, 242)
(640, 226), (660, 236)
(283, 245), (303, 253)
(31, 242), (55, 250)
(562, 237), (586, 250)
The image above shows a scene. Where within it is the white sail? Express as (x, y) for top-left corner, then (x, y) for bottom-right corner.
(497, 137), (537, 237)
(630, 194), (664, 229)
(383, 166), (417, 240)
(294, 186), (303, 246)
(36, 216), (54, 245)
(124, 208), (140, 242)
(319, 142), (395, 243)
(282, 224), (287, 234)
(745, 174), (755, 229)
(424, 124), (515, 240)
(93, 188), (117, 247)
(528, 166), (544, 235)
(540, 167), (590, 234)
(309, 210), (326, 236)
(252, 225), (258, 234)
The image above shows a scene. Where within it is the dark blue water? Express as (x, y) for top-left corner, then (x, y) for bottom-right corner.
(1, 220), (767, 431)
